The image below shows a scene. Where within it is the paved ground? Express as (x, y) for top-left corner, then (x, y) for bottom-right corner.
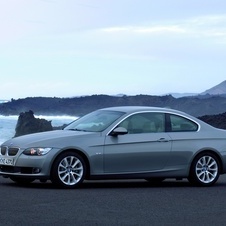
(1, 176), (226, 226)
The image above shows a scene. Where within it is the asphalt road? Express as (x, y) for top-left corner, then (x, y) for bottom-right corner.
(1, 176), (226, 226)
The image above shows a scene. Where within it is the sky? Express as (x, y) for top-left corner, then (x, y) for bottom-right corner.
(1, 0), (226, 100)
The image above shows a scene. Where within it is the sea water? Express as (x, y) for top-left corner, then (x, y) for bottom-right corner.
(0, 115), (77, 144)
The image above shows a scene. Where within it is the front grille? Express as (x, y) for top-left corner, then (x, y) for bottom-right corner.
(0, 146), (19, 156)
(8, 148), (19, 156)
(1, 147), (7, 155)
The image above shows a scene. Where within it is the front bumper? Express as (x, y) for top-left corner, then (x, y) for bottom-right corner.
(0, 147), (60, 179)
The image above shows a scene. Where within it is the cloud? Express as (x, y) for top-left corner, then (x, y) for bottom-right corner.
(99, 14), (226, 39)
(101, 25), (187, 34)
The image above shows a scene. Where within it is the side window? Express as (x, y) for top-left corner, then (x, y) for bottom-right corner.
(118, 112), (165, 134)
(169, 114), (198, 132)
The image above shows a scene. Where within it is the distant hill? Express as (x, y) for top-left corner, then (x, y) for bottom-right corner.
(166, 80), (226, 98)
(199, 112), (226, 130)
(167, 93), (198, 98)
(1, 94), (226, 117)
(201, 80), (226, 95)
(1, 80), (226, 117)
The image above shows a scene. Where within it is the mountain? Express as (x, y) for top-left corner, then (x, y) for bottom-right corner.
(201, 80), (226, 95)
(165, 80), (226, 98)
(167, 93), (198, 98)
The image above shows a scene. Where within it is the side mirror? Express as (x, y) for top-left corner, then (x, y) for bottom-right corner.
(110, 127), (128, 136)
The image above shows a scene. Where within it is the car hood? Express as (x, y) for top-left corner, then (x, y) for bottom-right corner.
(2, 130), (100, 148)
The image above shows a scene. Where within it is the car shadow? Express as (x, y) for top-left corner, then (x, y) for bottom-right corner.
(81, 179), (226, 189)
(1, 178), (225, 189)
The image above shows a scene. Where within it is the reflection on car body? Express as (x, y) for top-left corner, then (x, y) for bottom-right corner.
(0, 106), (226, 188)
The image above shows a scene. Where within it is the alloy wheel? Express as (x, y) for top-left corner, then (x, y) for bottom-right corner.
(57, 155), (84, 186)
(195, 155), (218, 184)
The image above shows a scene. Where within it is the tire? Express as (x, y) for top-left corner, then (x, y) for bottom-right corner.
(51, 152), (86, 188)
(10, 177), (35, 184)
(188, 152), (220, 186)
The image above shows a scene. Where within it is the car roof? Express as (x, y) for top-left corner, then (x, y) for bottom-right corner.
(101, 106), (185, 115)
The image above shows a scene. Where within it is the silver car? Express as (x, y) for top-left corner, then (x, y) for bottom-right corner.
(1, 106), (226, 188)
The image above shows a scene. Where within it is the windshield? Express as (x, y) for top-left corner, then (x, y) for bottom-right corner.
(64, 110), (125, 132)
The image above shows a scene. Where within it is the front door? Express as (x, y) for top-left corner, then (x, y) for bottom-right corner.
(103, 112), (172, 173)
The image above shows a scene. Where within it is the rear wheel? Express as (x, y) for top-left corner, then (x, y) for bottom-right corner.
(188, 152), (220, 186)
(51, 152), (86, 188)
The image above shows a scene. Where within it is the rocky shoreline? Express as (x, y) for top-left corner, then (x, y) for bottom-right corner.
(14, 111), (68, 137)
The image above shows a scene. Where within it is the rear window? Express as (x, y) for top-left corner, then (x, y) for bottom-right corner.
(169, 114), (198, 132)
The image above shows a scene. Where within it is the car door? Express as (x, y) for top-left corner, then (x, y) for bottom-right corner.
(103, 112), (172, 173)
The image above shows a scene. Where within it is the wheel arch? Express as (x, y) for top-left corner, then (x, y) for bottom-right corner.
(50, 148), (91, 179)
(190, 149), (223, 174)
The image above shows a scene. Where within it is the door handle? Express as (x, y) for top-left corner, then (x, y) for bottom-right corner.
(157, 138), (169, 142)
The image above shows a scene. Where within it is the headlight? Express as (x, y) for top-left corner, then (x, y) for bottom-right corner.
(23, 147), (52, 156)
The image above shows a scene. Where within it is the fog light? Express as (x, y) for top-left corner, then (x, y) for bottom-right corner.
(32, 168), (41, 174)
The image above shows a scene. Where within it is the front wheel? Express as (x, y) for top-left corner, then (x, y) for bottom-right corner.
(51, 152), (86, 188)
(188, 152), (220, 186)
